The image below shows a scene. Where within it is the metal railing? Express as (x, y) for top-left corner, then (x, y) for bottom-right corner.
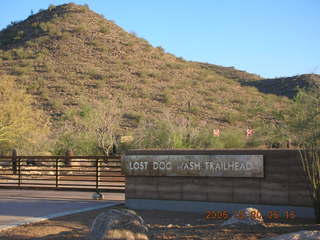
(0, 153), (125, 193)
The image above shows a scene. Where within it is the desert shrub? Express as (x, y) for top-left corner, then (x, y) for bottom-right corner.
(220, 111), (243, 124)
(48, 4), (56, 11)
(165, 62), (183, 69)
(94, 80), (104, 89)
(151, 53), (161, 59)
(130, 113), (258, 149)
(132, 119), (189, 149)
(38, 22), (62, 37)
(87, 40), (105, 51)
(51, 98), (64, 110)
(130, 87), (148, 98)
(157, 46), (165, 52)
(11, 65), (32, 75)
(79, 104), (93, 118)
(189, 105), (200, 114)
(87, 69), (104, 80)
(13, 30), (24, 41)
(191, 129), (224, 148)
(63, 109), (77, 121)
(83, 4), (90, 10)
(0, 50), (13, 60)
(220, 130), (246, 148)
(75, 24), (86, 33)
(40, 87), (50, 99)
(54, 131), (99, 155)
(153, 92), (171, 103)
(132, 115), (205, 149)
(123, 112), (143, 126)
(27, 78), (45, 92)
(9, 48), (34, 59)
(161, 92), (171, 103)
(245, 135), (263, 148)
(100, 25), (109, 34)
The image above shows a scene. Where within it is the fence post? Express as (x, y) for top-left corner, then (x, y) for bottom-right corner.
(65, 149), (73, 167)
(18, 155), (21, 187)
(12, 149), (17, 175)
(95, 158), (101, 192)
(55, 158), (60, 188)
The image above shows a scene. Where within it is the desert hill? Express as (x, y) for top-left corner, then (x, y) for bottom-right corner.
(0, 3), (308, 153)
(240, 74), (320, 99)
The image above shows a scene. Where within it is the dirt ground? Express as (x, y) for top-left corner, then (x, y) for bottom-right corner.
(0, 205), (319, 240)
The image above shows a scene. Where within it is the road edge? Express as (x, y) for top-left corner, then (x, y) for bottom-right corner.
(0, 202), (124, 232)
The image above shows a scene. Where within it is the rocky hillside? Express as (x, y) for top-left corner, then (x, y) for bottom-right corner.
(0, 3), (305, 153)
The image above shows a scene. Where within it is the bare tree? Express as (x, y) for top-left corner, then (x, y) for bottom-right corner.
(92, 101), (121, 156)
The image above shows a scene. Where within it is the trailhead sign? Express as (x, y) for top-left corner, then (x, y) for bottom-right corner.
(122, 155), (264, 178)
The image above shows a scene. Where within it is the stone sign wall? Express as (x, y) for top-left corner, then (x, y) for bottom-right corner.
(122, 155), (264, 177)
(123, 149), (312, 207)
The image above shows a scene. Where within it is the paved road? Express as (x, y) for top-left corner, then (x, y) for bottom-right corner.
(0, 189), (124, 232)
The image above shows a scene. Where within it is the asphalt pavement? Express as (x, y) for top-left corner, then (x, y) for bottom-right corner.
(0, 189), (124, 232)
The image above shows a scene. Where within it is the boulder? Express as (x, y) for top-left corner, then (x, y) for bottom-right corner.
(221, 208), (265, 227)
(260, 230), (320, 240)
(90, 208), (149, 240)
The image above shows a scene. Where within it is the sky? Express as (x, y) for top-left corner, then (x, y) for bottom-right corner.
(1, 0), (319, 78)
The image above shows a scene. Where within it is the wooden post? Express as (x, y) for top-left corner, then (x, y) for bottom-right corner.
(95, 158), (101, 192)
(55, 158), (60, 188)
(18, 156), (21, 187)
(65, 149), (73, 167)
(12, 149), (17, 175)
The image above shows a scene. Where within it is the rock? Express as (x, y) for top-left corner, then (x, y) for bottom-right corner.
(92, 192), (104, 200)
(90, 208), (148, 240)
(260, 230), (320, 240)
(221, 208), (265, 227)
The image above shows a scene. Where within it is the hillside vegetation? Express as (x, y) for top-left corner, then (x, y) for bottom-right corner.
(0, 3), (316, 154)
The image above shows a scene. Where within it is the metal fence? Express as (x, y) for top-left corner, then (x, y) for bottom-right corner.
(0, 153), (125, 193)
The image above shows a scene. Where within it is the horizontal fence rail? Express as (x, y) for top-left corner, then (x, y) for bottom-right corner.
(0, 153), (125, 193)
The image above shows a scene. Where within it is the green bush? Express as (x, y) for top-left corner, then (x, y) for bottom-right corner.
(100, 25), (109, 34)
(54, 132), (100, 155)
(220, 111), (244, 124)
(48, 4), (56, 11)
(79, 104), (93, 118)
(220, 130), (246, 148)
(131, 118), (224, 149)
(191, 129), (224, 148)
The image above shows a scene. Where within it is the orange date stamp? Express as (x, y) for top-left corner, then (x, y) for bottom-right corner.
(205, 210), (296, 220)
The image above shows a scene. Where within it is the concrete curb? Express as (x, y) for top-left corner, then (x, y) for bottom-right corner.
(0, 202), (123, 232)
